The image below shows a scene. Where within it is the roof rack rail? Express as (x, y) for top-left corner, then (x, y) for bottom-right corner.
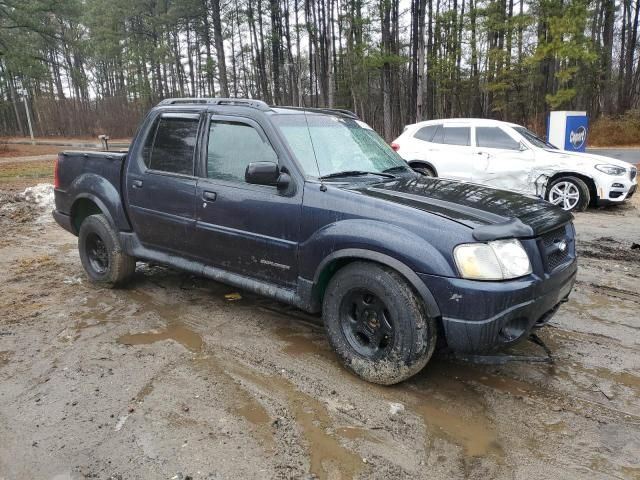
(275, 106), (359, 119)
(323, 108), (359, 119)
(158, 97), (270, 110)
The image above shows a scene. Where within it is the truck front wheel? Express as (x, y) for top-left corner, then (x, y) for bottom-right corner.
(322, 262), (437, 385)
(78, 214), (136, 288)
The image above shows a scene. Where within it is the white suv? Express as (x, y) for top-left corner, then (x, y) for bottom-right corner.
(392, 118), (637, 211)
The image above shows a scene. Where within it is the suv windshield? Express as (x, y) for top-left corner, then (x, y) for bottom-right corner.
(272, 113), (409, 178)
(513, 126), (558, 150)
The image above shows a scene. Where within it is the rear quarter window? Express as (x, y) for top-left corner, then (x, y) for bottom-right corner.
(414, 125), (439, 142)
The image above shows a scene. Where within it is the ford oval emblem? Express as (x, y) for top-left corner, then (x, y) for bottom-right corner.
(569, 126), (587, 149)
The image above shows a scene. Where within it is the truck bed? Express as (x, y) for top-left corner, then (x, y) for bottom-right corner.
(54, 150), (128, 231)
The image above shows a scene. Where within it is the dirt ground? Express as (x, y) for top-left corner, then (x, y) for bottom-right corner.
(0, 167), (639, 480)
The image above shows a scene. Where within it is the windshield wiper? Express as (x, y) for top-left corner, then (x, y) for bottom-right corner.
(319, 170), (396, 180)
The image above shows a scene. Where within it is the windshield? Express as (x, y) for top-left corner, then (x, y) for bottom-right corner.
(513, 126), (558, 150)
(271, 113), (410, 178)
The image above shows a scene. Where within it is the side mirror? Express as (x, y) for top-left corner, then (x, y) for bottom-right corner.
(245, 161), (290, 189)
(519, 142), (528, 152)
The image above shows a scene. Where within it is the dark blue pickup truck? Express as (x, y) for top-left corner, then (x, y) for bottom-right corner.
(53, 98), (577, 384)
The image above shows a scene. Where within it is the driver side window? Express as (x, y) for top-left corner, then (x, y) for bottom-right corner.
(476, 127), (520, 150)
(207, 120), (278, 183)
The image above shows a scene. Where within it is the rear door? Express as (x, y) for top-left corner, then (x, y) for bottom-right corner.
(126, 113), (200, 253)
(430, 123), (474, 181)
(193, 115), (302, 287)
(398, 123), (440, 167)
(473, 125), (536, 191)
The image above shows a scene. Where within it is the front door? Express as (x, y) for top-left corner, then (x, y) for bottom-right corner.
(126, 113), (201, 254)
(193, 116), (302, 287)
(472, 125), (535, 192)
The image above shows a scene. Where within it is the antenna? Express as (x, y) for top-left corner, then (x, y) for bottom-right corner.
(300, 96), (326, 191)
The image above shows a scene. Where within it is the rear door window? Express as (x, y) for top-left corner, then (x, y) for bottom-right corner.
(145, 115), (199, 175)
(476, 127), (520, 150)
(442, 126), (470, 146)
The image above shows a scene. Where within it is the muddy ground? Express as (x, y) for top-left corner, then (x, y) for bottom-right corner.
(0, 167), (639, 479)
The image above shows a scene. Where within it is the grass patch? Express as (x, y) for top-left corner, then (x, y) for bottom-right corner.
(0, 160), (54, 183)
(590, 110), (640, 147)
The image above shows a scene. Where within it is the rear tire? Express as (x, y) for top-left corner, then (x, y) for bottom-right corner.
(546, 176), (590, 212)
(78, 214), (136, 288)
(322, 262), (437, 385)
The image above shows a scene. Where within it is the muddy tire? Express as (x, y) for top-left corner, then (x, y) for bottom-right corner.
(78, 214), (136, 288)
(413, 164), (436, 177)
(546, 176), (590, 212)
(322, 262), (437, 385)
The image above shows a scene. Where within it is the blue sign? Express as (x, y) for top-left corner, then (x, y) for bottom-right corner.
(564, 115), (589, 152)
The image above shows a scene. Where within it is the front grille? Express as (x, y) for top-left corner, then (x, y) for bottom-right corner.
(540, 226), (571, 272)
(631, 167), (637, 181)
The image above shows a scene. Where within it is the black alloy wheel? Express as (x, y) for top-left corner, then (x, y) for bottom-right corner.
(339, 289), (394, 359)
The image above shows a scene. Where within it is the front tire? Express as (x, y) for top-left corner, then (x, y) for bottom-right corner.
(413, 164), (436, 177)
(78, 214), (136, 288)
(322, 262), (437, 385)
(546, 176), (590, 212)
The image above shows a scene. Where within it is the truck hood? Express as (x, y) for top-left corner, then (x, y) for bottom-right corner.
(353, 176), (573, 240)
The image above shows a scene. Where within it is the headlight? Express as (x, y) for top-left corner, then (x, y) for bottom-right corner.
(595, 164), (626, 176)
(454, 239), (532, 280)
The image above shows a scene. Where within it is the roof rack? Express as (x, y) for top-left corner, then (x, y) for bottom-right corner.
(276, 106), (359, 119)
(158, 97), (271, 110)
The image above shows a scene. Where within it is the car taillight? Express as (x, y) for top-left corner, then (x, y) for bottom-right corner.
(54, 157), (60, 189)
(391, 142), (400, 151)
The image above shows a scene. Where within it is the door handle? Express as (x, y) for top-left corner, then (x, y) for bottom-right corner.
(202, 191), (217, 202)
(132, 180), (143, 188)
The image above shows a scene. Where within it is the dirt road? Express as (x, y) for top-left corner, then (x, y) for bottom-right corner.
(0, 176), (639, 479)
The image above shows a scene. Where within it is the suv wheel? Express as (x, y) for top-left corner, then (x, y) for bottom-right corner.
(546, 176), (590, 212)
(78, 214), (136, 288)
(322, 262), (437, 385)
(413, 164), (436, 177)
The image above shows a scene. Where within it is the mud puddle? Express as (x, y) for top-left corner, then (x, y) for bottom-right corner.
(271, 315), (505, 460)
(193, 355), (275, 451)
(273, 325), (336, 363)
(117, 322), (203, 352)
(0, 351), (11, 367)
(223, 360), (367, 480)
(115, 289), (204, 353)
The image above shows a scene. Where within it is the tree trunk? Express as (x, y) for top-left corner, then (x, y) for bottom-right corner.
(211, 0), (230, 97)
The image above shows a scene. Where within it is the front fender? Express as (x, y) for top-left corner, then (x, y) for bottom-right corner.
(300, 219), (454, 279)
(68, 173), (130, 232)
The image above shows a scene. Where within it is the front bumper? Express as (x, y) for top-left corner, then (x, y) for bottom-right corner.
(418, 259), (577, 353)
(596, 174), (637, 203)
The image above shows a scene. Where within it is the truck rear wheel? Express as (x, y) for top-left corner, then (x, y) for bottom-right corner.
(322, 262), (437, 385)
(78, 214), (136, 288)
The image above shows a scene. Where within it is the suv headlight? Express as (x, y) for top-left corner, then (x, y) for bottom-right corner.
(454, 239), (532, 280)
(595, 164), (626, 176)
